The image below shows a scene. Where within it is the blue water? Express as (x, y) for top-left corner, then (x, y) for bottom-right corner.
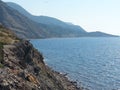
(31, 37), (120, 90)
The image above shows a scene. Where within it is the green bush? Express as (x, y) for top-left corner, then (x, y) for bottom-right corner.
(0, 63), (4, 68)
(0, 42), (4, 63)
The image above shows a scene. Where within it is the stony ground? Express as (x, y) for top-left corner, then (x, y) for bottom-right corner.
(0, 25), (83, 90)
(0, 40), (82, 90)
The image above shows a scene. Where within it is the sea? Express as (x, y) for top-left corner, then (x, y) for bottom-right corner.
(31, 37), (120, 90)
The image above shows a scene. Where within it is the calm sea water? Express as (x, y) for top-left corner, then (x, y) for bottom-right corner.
(31, 37), (120, 90)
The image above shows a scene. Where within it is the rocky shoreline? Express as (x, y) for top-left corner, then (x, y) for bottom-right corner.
(0, 40), (83, 90)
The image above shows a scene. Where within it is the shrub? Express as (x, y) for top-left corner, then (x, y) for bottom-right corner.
(0, 63), (4, 68)
(0, 42), (4, 63)
(0, 42), (4, 68)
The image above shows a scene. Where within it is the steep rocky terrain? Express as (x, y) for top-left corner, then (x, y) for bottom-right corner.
(0, 25), (20, 66)
(0, 25), (82, 90)
(0, 41), (82, 90)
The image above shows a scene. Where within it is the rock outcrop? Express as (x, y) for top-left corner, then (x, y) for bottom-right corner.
(0, 40), (81, 90)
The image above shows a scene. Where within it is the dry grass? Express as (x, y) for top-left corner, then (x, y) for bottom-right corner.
(0, 25), (20, 67)
(0, 25), (20, 44)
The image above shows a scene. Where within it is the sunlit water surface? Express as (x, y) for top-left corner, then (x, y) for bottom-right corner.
(31, 37), (120, 90)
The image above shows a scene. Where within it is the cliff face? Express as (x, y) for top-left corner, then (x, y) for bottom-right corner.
(0, 40), (81, 90)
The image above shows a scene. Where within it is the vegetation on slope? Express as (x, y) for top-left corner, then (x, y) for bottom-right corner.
(0, 25), (81, 90)
(0, 25), (19, 44)
(0, 42), (3, 66)
(0, 25), (19, 67)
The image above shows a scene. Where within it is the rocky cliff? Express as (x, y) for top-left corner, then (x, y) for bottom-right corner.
(0, 40), (82, 90)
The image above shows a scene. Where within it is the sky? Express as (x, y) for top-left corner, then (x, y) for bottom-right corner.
(2, 0), (120, 35)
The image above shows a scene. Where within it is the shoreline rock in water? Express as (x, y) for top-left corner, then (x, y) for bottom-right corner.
(0, 40), (82, 90)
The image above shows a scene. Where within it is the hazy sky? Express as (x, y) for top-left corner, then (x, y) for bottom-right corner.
(2, 0), (120, 35)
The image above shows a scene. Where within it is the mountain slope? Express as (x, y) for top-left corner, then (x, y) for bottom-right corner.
(0, 1), (117, 38)
(0, 25), (20, 44)
(0, 25), (82, 90)
(88, 31), (116, 37)
(6, 2), (86, 33)
(0, 25), (20, 65)
(0, 0), (51, 38)
(0, 1), (88, 39)
(6, 2), (118, 37)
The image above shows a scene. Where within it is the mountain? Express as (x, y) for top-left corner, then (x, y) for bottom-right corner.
(0, 1), (117, 39)
(6, 2), (86, 32)
(0, 1), (87, 39)
(7, 2), (91, 38)
(0, 0), (56, 38)
(6, 2), (118, 37)
(88, 31), (116, 37)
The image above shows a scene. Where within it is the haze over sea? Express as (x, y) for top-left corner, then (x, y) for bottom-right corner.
(31, 37), (120, 90)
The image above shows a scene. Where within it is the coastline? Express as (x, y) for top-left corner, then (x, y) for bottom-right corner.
(43, 58), (83, 89)
(45, 65), (83, 90)
(32, 42), (84, 90)
(30, 39), (87, 90)
(0, 40), (83, 90)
